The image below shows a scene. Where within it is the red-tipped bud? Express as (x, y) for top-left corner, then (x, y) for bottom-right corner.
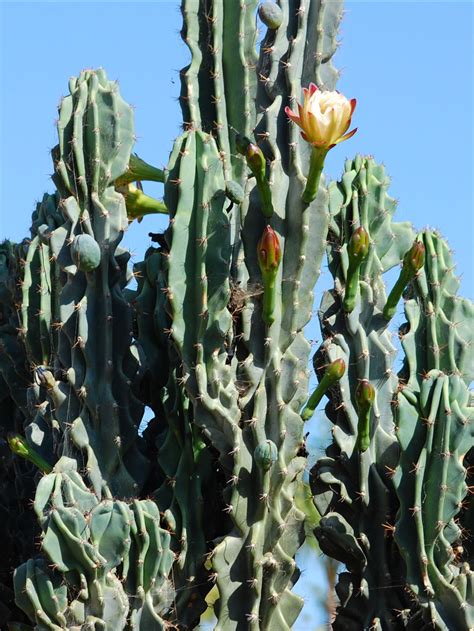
(348, 226), (370, 263)
(245, 142), (266, 174)
(257, 225), (281, 275)
(402, 240), (425, 277)
(326, 358), (346, 382)
(355, 379), (375, 411)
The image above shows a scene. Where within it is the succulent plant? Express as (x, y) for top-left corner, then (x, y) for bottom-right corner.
(0, 2), (472, 630)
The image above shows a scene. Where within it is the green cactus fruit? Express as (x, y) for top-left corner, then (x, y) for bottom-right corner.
(383, 239), (425, 321)
(348, 225), (370, 262)
(301, 358), (345, 421)
(258, 2), (283, 29)
(344, 226), (370, 312)
(7, 434), (53, 473)
(254, 440), (278, 471)
(70, 234), (101, 272)
(257, 225), (281, 325)
(355, 379), (375, 452)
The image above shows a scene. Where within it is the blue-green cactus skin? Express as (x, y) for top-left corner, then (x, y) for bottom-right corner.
(310, 158), (474, 630)
(2, 2), (473, 630)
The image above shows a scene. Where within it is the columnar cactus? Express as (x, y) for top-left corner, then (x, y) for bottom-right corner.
(0, 2), (472, 630)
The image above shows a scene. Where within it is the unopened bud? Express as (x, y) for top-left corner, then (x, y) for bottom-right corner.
(245, 143), (266, 175)
(348, 226), (370, 264)
(7, 433), (53, 473)
(355, 379), (375, 411)
(402, 240), (425, 278)
(8, 434), (29, 458)
(326, 358), (346, 382)
(257, 225), (281, 275)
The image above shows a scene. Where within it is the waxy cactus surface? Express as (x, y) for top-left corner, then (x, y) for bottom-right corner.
(0, 2), (472, 630)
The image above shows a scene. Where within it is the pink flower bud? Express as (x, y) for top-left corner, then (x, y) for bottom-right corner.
(257, 225), (281, 275)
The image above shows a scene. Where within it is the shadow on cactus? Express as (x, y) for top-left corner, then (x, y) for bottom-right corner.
(0, 2), (472, 630)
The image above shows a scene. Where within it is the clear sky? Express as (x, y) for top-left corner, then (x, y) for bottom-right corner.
(0, 2), (472, 299)
(0, 2), (472, 629)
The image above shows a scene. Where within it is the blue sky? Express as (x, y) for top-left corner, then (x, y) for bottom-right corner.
(0, 2), (472, 300)
(1, 2), (472, 628)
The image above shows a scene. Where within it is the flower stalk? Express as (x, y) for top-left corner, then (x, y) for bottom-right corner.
(301, 358), (345, 421)
(257, 225), (281, 325)
(383, 240), (425, 321)
(343, 227), (370, 312)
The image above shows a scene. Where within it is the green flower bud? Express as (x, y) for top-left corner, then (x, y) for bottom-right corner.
(326, 358), (346, 381)
(7, 433), (53, 473)
(402, 239), (425, 278)
(348, 226), (370, 264)
(245, 142), (266, 175)
(355, 379), (375, 411)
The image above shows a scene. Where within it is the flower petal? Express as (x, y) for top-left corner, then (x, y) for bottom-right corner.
(334, 127), (358, 144)
(285, 105), (301, 125)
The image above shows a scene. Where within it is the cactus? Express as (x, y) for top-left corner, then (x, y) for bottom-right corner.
(0, 2), (472, 630)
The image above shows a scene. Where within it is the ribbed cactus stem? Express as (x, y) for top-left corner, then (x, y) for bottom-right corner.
(301, 358), (345, 421)
(8, 434), (53, 473)
(302, 147), (327, 204)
